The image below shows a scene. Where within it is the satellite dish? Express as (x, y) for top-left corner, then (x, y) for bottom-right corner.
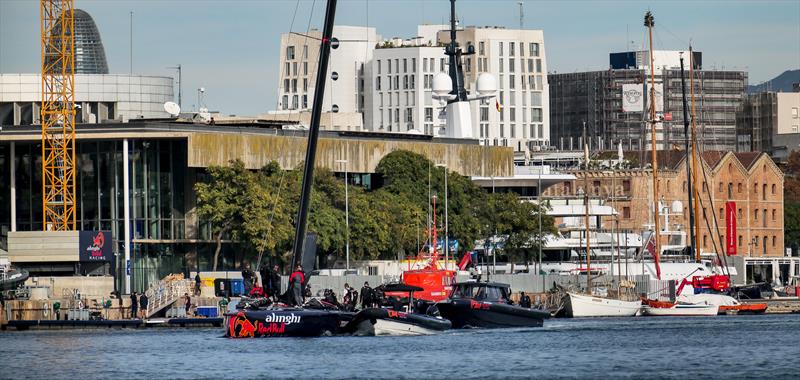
(164, 102), (181, 116)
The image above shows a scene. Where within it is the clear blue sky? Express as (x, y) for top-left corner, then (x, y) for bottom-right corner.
(2, 0), (798, 115)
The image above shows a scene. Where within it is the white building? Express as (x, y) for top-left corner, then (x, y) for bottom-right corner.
(436, 26), (550, 154)
(0, 74), (174, 125)
(277, 25), (379, 130)
(365, 44), (448, 134)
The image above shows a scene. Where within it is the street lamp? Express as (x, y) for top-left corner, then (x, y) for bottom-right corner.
(436, 163), (449, 269)
(336, 159), (350, 271)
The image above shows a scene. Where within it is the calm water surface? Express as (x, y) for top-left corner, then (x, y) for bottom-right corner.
(2, 314), (799, 379)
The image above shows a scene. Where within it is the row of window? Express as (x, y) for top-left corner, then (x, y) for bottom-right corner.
(375, 75), (416, 91)
(689, 180), (779, 201)
(377, 91), (417, 108)
(281, 94), (308, 110)
(483, 41), (540, 58)
(285, 45), (309, 61)
(283, 61), (309, 78)
(480, 106), (543, 123)
(478, 122), (544, 140)
(283, 78), (308, 94)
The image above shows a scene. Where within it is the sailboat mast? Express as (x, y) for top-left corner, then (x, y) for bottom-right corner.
(689, 46), (702, 263)
(290, 0), (338, 269)
(583, 122), (592, 291)
(645, 11), (661, 280)
(679, 55), (698, 265)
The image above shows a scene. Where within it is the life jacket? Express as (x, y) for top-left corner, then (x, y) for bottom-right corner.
(289, 271), (305, 285)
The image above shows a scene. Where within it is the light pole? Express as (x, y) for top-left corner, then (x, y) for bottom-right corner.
(436, 164), (449, 269)
(336, 159), (350, 271)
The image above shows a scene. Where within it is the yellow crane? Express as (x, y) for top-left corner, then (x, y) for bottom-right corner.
(40, 0), (76, 231)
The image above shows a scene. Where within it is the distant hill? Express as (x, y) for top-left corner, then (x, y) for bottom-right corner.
(747, 70), (800, 93)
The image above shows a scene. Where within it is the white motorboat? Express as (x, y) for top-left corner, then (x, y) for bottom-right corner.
(566, 292), (641, 317)
(372, 318), (443, 336)
(640, 303), (719, 316)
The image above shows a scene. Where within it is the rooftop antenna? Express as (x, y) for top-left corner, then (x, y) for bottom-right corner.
(518, 1), (524, 29)
(129, 11), (133, 74)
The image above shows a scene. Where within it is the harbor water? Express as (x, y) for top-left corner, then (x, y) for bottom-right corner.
(2, 314), (799, 379)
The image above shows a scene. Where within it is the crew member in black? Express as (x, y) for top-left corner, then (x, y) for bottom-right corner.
(242, 264), (256, 295)
(360, 282), (372, 309)
(139, 292), (149, 319)
(519, 291), (532, 308)
(130, 292), (138, 319)
(194, 273), (202, 296)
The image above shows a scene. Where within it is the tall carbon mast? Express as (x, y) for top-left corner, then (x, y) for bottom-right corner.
(291, 0), (338, 270)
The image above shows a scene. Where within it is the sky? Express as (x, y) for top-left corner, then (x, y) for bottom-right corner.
(1, 0), (798, 116)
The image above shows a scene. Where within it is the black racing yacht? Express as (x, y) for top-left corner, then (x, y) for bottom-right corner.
(224, 0), (353, 338)
(343, 284), (451, 336)
(435, 282), (550, 328)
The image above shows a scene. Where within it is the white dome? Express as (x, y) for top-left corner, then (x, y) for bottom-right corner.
(476, 72), (497, 96)
(432, 72), (452, 97)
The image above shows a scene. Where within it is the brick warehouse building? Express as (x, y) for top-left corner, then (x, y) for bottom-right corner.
(543, 151), (784, 258)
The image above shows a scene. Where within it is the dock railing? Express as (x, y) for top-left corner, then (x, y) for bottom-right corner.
(144, 275), (193, 318)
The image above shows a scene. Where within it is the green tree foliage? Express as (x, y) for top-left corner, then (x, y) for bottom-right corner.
(195, 150), (557, 268)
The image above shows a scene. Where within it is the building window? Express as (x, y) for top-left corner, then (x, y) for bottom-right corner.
(412, 58), (416, 73)
(792, 107), (799, 118)
(509, 75), (515, 89)
(480, 107), (489, 122)
(479, 41), (485, 55)
(762, 184), (767, 200)
(499, 42), (504, 56)
(623, 207), (631, 218)
(286, 46), (295, 60)
(773, 236), (777, 247)
(718, 182), (723, 193)
(738, 235), (743, 247)
(531, 108), (543, 122)
(303, 62), (308, 75)
(737, 183), (742, 193)
(529, 42), (539, 56)
(728, 183), (733, 198)
(738, 208), (742, 218)
(303, 79), (308, 92)
(510, 108), (516, 122)
(302, 95), (307, 109)
(500, 124), (505, 138)
(376, 77), (381, 91)
(405, 107), (413, 123)
(285, 62), (290, 75)
(499, 59), (504, 73)
(282, 95), (288, 110)
(772, 184), (776, 194)
(754, 209), (758, 221)
(509, 41), (515, 56)
(772, 209), (777, 221)
(425, 107), (433, 122)
(403, 59), (408, 73)
(622, 180), (631, 193)
(291, 79), (297, 93)
(536, 59), (542, 73)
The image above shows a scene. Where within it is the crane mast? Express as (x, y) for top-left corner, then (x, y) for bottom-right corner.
(40, 0), (77, 231)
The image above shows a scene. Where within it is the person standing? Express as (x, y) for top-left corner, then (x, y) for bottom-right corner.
(194, 273), (202, 296)
(268, 265), (282, 298)
(183, 293), (192, 317)
(130, 292), (138, 319)
(53, 301), (61, 320)
(139, 292), (149, 319)
(519, 291), (532, 308)
(288, 264), (305, 306)
(360, 282), (372, 309)
(242, 264), (255, 295)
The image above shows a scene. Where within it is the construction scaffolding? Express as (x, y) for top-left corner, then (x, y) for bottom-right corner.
(40, 0), (77, 231)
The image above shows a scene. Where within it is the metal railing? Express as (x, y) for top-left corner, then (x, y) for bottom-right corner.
(144, 277), (193, 318)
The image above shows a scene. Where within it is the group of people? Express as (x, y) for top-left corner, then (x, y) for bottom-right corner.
(129, 292), (149, 319)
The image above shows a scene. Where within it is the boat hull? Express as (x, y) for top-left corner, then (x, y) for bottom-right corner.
(224, 309), (353, 338)
(641, 304), (719, 316)
(566, 293), (641, 318)
(343, 308), (451, 336)
(436, 299), (550, 328)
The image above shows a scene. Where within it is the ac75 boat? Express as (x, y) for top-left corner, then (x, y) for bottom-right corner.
(436, 282), (550, 328)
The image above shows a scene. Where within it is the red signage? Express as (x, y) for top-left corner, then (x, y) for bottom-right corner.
(725, 201), (737, 256)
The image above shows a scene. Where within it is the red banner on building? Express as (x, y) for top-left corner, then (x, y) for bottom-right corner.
(725, 201), (737, 256)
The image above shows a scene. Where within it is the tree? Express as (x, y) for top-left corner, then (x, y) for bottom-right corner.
(194, 160), (251, 271)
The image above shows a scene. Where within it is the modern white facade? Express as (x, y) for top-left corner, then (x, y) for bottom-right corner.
(437, 26), (550, 154)
(277, 25), (379, 119)
(0, 74), (174, 125)
(365, 45), (448, 134)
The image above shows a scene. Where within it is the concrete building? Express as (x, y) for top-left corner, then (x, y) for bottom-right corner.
(436, 26), (550, 154)
(365, 43), (447, 135)
(543, 151), (785, 261)
(276, 25), (379, 125)
(736, 91), (800, 160)
(0, 74), (175, 125)
(549, 51), (747, 152)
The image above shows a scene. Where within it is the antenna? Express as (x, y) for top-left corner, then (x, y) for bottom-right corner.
(518, 1), (524, 29)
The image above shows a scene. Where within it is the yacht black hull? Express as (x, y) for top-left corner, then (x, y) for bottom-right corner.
(224, 309), (353, 338)
(344, 308), (451, 336)
(436, 299), (550, 328)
